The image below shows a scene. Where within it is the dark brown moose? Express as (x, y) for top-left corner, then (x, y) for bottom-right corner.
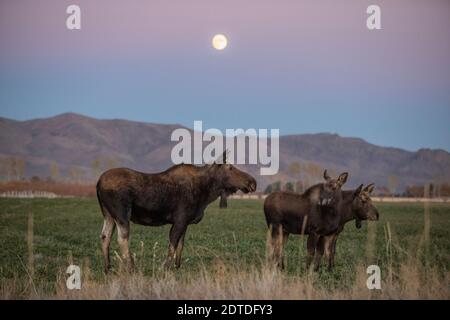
(264, 170), (348, 269)
(96, 151), (256, 273)
(308, 184), (379, 271)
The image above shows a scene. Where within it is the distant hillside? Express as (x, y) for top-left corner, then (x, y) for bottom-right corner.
(0, 113), (449, 191)
(278, 134), (450, 190)
(0, 113), (181, 182)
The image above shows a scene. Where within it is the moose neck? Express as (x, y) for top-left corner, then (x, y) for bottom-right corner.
(303, 183), (325, 203)
(195, 168), (226, 205)
(338, 190), (357, 224)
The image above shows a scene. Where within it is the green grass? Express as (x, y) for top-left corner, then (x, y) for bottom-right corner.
(0, 198), (449, 294)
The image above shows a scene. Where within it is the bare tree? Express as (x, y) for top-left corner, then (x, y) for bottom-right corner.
(305, 162), (321, 187)
(50, 162), (60, 181)
(91, 158), (101, 180)
(287, 162), (302, 192)
(69, 166), (80, 183)
(8, 158), (17, 181)
(16, 158), (26, 180)
(0, 158), (8, 181)
(432, 174), (441, 198)
(424, 183), (431, 198)
(388, 175), (398, 196)
(308, 162), (322, 184)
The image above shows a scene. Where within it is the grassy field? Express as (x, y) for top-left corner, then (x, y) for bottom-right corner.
(0, 198), (449, 299)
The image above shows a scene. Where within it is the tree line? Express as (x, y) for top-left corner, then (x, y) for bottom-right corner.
(0, 157), (120, 183)
(1, 157), (449, 198)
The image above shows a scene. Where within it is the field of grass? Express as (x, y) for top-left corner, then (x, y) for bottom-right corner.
(0, 198), (449, 299)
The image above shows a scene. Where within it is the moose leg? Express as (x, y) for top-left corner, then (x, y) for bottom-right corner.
(116, 222), (134, 272)
(268, 224), (277, 267)
(165, 223), (187, 269)
(280, 231), (290, 270)
(265, 224), (276, 267)
(329, 234), (338, 271)
(271, 224), (284, 269)
(175, 231), (186, 269)
(313, 236), (325, 271)
(323, 235), (335, 272)
(306, 234), (318, 269)
(100, 216), (116, 274)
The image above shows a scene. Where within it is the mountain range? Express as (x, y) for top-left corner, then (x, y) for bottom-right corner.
(1, 113), (449, 192)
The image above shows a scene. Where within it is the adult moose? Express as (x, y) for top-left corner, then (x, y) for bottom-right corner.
(264, 170), (349, 269)
(97, 151), (256, 273)
(309, 184), (379, 271)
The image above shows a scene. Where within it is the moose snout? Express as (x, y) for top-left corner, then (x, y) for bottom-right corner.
(242, 177), (257, 193)
(370, 208), (380, 221)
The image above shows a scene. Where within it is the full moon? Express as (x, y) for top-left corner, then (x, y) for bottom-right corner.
(212, 34), (228, 50)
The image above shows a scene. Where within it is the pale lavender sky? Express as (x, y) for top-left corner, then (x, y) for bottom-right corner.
(0, 0), (449, 151)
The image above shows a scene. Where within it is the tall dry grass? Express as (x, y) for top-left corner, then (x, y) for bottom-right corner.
(1, 258), (448, 300)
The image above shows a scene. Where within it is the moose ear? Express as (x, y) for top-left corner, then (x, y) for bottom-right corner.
(338, 172), (349, 185)
(364, 183), (375, 194)
(323, 169), (331, 181)
(354, 184), (364, 197)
